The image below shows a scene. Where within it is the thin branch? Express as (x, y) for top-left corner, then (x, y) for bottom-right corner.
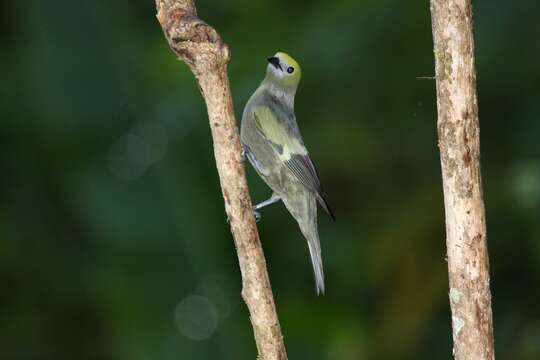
(155, 1), (287, 359)
(430, 0), (495, 359)
(416, 75), (436, 80)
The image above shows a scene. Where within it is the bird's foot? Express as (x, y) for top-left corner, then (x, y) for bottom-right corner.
(253, 210), (261, 223)
(225, 210), (261, 223)
(240, 145), (247, 163)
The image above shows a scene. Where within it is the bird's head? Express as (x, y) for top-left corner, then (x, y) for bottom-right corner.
(265, 52), (302, 89)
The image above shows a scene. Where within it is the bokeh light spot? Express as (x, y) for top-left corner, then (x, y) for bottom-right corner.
(174, 295), (219, 341)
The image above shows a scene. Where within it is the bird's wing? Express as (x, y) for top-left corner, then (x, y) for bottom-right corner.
(252, 106), (335, 220)
(252, 105), (307, 159)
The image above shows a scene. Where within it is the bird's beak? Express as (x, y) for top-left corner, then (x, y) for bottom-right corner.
(267, 56), (282, 70)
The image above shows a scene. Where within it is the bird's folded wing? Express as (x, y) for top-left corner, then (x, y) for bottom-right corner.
(252, 106), (320, 192)
(252, 105), (335, 220)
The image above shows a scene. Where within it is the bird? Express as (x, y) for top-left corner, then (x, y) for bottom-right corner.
(240, 51), (335, 295)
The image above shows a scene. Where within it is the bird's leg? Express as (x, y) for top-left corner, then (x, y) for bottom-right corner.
(253, 193), (281, 222)
(254, 193), (281, 211)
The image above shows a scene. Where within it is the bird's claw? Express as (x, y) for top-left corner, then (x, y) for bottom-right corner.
(240, 145), (247, 163)
(254, 210), (261, 223)
(225, 210), (261, 223)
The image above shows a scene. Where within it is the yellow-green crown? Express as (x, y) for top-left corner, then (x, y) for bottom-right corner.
(267, 52), (302, 88)
(275, 52), (301, 75)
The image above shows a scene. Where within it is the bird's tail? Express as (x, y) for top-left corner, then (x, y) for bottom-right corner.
(282, 192), (325, 295)
(307, 228), (325, 295)
(299, 220), (325, 295)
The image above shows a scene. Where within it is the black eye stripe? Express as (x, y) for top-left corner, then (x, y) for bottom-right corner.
(287, 66), (294, 74)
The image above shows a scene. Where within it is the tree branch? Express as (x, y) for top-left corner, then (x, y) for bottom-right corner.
(155, 1), (287, 359)
(430, 0), (495, 359)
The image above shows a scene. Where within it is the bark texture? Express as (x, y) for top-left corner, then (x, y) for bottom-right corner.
(430, 0), (495, 359)
(155, 1), (287, 359)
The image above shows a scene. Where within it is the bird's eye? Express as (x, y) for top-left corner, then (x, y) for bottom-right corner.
(287, 67), (294, 74)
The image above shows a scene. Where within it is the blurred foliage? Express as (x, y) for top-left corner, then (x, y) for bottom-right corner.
(1, 0), (539, 359)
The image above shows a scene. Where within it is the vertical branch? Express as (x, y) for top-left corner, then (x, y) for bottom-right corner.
(430, 0), (495, 359)
(155, 1), (287, 359)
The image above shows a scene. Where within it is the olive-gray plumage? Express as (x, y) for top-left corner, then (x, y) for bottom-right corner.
(240, 52), (334, 295)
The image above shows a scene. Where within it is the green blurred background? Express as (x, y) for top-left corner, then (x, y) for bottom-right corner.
(1, 0), (539, 359)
